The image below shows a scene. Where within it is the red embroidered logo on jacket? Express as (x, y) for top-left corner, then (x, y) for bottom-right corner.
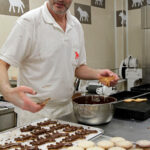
(75, 51), (79, 59)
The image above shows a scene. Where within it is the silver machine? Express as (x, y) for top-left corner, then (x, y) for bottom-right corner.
(74, 78), (117, 96)
(0, 99), (17, 132)
(119, 56), (142, 91)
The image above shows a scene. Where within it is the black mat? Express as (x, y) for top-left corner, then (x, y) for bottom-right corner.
(131, 84), (150, 92)
(110, 91), (150, 120)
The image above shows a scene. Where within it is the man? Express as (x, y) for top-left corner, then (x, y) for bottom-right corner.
(0, 0), (119, 126)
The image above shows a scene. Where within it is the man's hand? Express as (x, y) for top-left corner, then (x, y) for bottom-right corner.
(97, 69), (119, 87)
(75, 65), (119, 86)
(3, 86), (43, 113)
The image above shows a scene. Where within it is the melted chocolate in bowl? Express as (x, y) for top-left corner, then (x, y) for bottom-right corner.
(73, 95), (116, 104)
(72, 95), (117, 125)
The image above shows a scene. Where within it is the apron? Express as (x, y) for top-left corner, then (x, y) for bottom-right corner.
(15, 99), (73, 127)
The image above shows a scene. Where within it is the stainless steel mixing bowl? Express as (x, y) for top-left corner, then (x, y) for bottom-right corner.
(72, 95), (117, 125)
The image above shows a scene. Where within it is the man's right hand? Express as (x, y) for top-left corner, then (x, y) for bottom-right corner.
(3, 86), (43, 113)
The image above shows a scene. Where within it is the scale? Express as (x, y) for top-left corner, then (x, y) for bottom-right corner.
(119, 56), (142, 91)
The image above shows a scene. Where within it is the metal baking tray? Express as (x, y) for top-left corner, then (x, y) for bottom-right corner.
(0, 118), (104, 149)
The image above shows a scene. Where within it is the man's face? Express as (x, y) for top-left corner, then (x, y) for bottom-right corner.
(48, 0), (72, 15)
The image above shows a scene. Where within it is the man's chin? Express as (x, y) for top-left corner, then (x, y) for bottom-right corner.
(56, 11), (66, 15)
(53, 9), (66, 15)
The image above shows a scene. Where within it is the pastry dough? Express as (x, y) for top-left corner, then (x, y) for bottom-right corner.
(115, 140), (133, 149)
(78, 140), (95, 149)
(97, 140), (114, 149)
(87, 146), (105, 150)
(133, 98), (147, 102)
(123, 98), (147, 103)
(123, 99), (135, 102)
(136, 140), (150, 148)
(37, 98), (51, 106)
(68, 146), (84, 150)
(108, 147), (126, 150)
(99, 76), (115, 87)
(110, 137), (126, 144)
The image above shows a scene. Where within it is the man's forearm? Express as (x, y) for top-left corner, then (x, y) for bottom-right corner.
(0, 60), (11, 95)
(75, 65), (119, 87)
(75, 65), (99, 80)
(0, 60), (43, 112)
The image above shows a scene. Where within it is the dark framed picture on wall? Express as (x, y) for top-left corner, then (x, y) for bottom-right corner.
(91, 0), (105, 8)
(116, 10), (126, 27)
(0, 0), (29, 16)
(128, 0), (146, 10)
(74, 3), (91, 24)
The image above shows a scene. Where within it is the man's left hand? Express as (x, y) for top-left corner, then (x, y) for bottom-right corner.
(97, 69), (119, 87)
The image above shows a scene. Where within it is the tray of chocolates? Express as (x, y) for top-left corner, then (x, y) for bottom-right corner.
(0, 118), (103, 150)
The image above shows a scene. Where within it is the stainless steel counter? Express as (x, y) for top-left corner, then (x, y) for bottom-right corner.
(58, 112), (150, 141)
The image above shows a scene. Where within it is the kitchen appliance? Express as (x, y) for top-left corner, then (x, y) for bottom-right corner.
(110, 91), (150, 120)
(0, 100), (17, 132)
(119, 56), (142, 91)
(74, 79), (117, 96)
(87, 84), (117, 96)
(72, 95), (117, 125)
